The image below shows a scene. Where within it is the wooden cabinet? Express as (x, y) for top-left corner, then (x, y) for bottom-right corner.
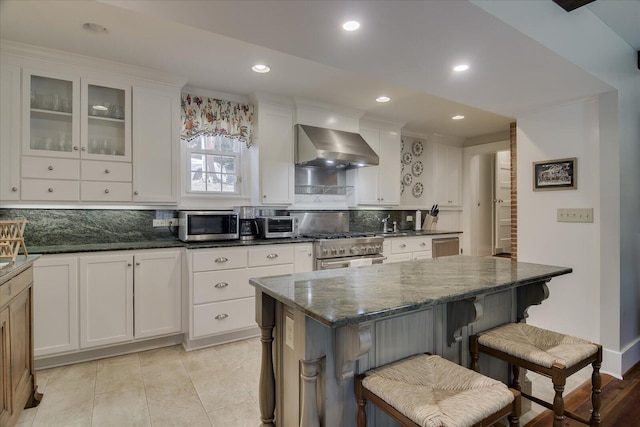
(187, 244), (301, 348)
(33, 256), (79, 357)
(252, 97), (294, 205)
(430, 142), (462, 207)
(352, 124), (401, 206)
(0, 63), (22, 201)
(0, 265), (39, 427)
(132, 85), (179, 203)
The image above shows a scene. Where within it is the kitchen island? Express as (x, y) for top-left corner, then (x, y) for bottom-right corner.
(249, 255), (571, 427)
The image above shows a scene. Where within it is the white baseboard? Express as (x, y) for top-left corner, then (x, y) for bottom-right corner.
(602, 337), (640, 379)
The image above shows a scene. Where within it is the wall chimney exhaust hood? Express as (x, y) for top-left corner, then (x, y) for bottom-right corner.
(295, 124), (379, 168)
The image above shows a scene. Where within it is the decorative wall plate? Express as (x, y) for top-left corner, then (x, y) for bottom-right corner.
(412, 182), (424, 198)
(402, 173), (413, 186)
(412, 140), (424, 156)
(412, 161), (423, 177)
(403, 152), (413, 165)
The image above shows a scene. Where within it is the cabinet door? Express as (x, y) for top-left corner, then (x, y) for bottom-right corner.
(80, 254), (134, 348)
(22, 69), (80, 158)
(81, 79), (131, 162)
(33, 257), (79, 357)
(294, 243), (314, 273)
(0, 307), (10, 426)
(433, 143), (450, 206)
(0, 63), (21, 201)
(259, 104), (294, 205)
(132, 85), (179, 203)
(356, 127), (381, 205)
(378, 129), (401, 206)
(447, 145), (462, 206)
(134, 250), (182, 339)
(9, 289), (32, 412)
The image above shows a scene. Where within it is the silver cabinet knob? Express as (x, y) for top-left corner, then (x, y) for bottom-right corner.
(105, 169), (110, 174)
(263, 195), (267, 198)
(419, 242), (426, 247)
(73, 146), (79, 151)
(48, 165), (54, 171)
(11, 187), (17, 192)
(81, 146), (86, 151)
(214, 282), (228, 288)
(266, 253), (278, 259)
(215, 314), (229, 320)
(215, 257), (228, 263)
(104, 189), (110, 194)
(399, 243), (406, 248)
(127, 263), (132, 267)
(133, 191), (139, 195)
(47, 188), (53, 192)
(136, 262), (140, 266)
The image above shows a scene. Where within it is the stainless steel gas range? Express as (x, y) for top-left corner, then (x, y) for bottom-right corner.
(291, 212), (385, 270)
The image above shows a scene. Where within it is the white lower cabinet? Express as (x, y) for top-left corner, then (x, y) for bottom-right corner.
(383, 236), (433, 264)
(33, 249), (181, 358)
(294, 243), (314, 273)
(188, 244), (301, 345)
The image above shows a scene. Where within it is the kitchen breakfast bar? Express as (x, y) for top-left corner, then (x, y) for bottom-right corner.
(249, 255), (572, 427)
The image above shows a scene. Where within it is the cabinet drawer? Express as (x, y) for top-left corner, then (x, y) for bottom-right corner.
(21, 179), (79, 201)
(81, 181), (132, 201)
(0, 267), (32, 308)
(412, 251), (432, 260)
(81, 160), (132, 182)
(192, 248), (248, 272)
(22, 157), (79, 180)
(192, 297), (255, 338)
(391, 237), (432, 254)
(248, 246), (294, 267)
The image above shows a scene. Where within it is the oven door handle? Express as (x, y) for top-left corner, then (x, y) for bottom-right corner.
(320, 255), (386, 268)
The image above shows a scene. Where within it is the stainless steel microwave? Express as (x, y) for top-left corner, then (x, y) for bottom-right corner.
(256, 216), (299, 239)
(178, 211), (239, 242)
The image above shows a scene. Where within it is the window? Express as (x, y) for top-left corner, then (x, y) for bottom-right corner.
(185, 134), (240, 194)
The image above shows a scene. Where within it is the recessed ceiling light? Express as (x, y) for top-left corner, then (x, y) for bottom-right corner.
(252, 64), (270, 73)
(452, 115), (465, 120)
(82, 22), (108, 33)
(376, 96), (391, 103)
(453, 64), (469, 72)
(342, 20), (360, 31)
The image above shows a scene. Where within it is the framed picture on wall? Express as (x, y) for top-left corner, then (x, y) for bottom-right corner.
(533, 157), (577, 191)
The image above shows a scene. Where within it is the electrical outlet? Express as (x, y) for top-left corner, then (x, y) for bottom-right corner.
(406, 215), (413, 222)
(152, 219), (170, 227)
(285, 316), (294, 350)
(557, 208), (594, 223)
(167, 218), (178, 227)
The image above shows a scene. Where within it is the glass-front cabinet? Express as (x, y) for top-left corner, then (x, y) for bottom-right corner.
(82, 80), (131, 161)
(22, 70), (80, 158)
(22, 70), (131, 162)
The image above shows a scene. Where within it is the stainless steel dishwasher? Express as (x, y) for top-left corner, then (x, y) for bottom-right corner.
(432, 237), (460, 257)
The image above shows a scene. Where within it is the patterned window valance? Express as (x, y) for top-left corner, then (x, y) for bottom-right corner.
(181, 93), (254, 148)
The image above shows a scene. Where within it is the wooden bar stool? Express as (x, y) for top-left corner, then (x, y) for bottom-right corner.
(470, 323), (602, 427)
(355, 354), (521, 427)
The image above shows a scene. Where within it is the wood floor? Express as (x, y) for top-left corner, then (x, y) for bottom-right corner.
(525, 362), (640, 426)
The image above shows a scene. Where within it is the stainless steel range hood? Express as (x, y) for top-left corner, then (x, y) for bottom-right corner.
(295, 124), (379, 168)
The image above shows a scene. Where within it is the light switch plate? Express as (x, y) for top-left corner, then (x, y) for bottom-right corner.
(285, 316), (294, 350)
(557, 208), (594, 223)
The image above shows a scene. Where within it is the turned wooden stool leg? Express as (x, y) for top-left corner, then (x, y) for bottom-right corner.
(590, 358), (602, 426)
(354, 375), (367, 427)
(511, 364), (521, 392)
(470, 336), (480, 372)
(551, 364), (566, 427)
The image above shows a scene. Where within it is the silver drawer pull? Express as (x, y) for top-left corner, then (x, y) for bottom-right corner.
(104, 189), (110, 194)
(266, 253), (278, 259)
(214, 282), (228, 288)
(48, 188), (53, 192)
(419, 242), (426, 247)
(399, 244), (406, 248)
(105, 169), (110, 174)
(48, 165), (54, 171)
(215, 314), (229, 320)
(215, 257), (228, 263)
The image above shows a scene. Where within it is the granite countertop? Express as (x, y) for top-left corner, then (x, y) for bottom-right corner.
(0, 255), (40, 285)
(249, 255), (571, 328)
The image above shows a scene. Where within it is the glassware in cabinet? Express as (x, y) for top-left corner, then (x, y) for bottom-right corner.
(23, 71), (80, 158)
(82, 82), (131, 162)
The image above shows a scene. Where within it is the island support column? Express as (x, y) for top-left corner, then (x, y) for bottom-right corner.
(256, 291), (276, 427)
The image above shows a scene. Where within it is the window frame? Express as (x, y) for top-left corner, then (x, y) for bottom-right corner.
(184, 134), (242, 195)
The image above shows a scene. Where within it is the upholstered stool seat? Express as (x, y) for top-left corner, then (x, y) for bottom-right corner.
(470, 323), (602, 427)
(355, 354), (521, 427)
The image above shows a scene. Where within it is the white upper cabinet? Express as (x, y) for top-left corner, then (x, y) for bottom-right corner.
(431, 142), (462, 207)
(352, 124), (401, 206)
(252, 97), (294, 205)
(0, 63), (21, 201)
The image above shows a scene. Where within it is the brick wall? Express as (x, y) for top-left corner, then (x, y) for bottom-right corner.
(510, 122), (517, 261)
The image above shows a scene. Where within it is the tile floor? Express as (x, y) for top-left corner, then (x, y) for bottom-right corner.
(17, 338), (590, 426)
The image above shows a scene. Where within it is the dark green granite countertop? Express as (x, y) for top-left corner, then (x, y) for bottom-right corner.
(249, 255), (571, 328)
(375, 230), (462, 237)
(28, 237), (315, 255)
(0, 255), (40, 285)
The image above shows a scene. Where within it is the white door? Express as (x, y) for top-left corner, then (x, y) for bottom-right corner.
(33, 256), (79, 356)
(134, 250), (182, 339)
(494, 150), (511, 254)
(79, 254), (134, 348)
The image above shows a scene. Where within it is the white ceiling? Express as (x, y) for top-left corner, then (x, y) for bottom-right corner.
(1, 0), (629, 140)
